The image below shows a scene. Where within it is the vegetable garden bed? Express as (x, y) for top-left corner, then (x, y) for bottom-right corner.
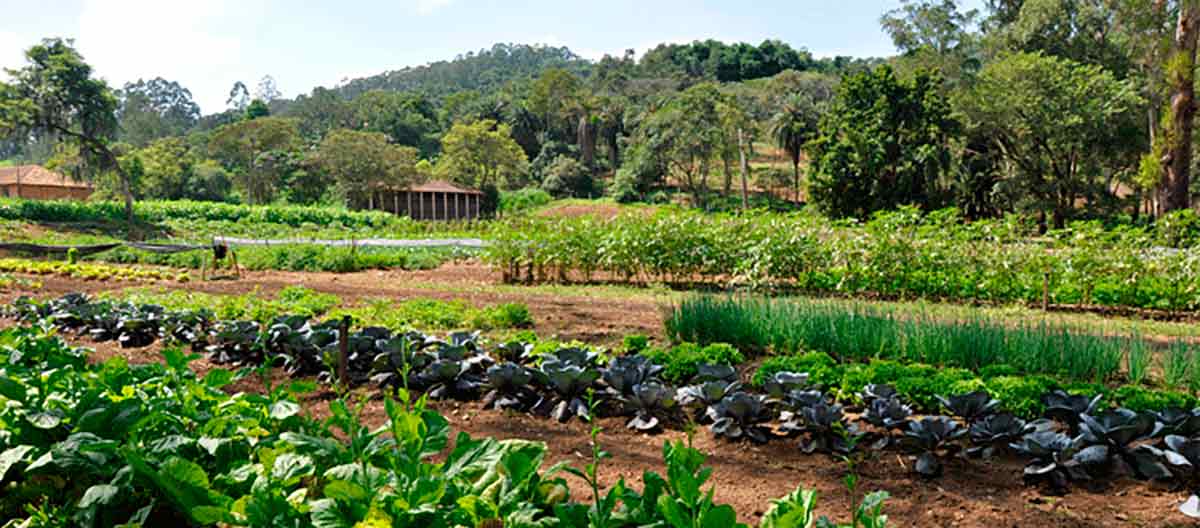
(9, 293), (1200, 523)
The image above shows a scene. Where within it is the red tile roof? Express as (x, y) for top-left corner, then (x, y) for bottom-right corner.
(0, 165), (92, 189)
(406, 180), (482, 195)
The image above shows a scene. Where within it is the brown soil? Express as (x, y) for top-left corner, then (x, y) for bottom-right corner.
(3, 262), (665, 345)
(5, 266), (1198, 526)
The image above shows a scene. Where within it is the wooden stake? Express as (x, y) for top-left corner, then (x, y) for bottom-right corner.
(338, 315), (351, 390)
(1042, 269), (1050, 311)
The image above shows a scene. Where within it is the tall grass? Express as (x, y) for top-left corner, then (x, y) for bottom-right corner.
(665, 295), (1190, 383)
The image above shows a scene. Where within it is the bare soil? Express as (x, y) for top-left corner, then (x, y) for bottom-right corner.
(3, 265), (1197, 526)
(3, 262), (665, 344)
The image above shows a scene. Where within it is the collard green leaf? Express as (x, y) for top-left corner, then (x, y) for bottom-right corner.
(0, 445), (33, 482)
(0, 375), (26, 401)
(77, 484), (120, 509)
(26, 410), (63, 429)
(269, 400), (301, 421)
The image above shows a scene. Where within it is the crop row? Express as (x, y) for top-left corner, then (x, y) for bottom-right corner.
(9, 294), (1200, 519)
(0, 258), (188, 282)
(0, 326), (890, 527)
(485, 207), (1200, 311)
(667, 295), (1200, 385)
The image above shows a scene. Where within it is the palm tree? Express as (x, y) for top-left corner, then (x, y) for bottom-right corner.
(770, 94), (817, 202)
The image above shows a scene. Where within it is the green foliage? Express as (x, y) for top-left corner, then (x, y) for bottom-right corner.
(314, 129), (419, 208)
(1112, 385), (1199, 413)
(489, 206), (1200, 312)
(643, 342), (745, 384)
(207, 116), (302, 204)
(499, 187), (553, 214)
(435, 119), (528, 190)
(956, 51), (1143, 227)
(753, 351), (841, 388)
(806, 65), (956, 218)
(540, 155), (596, 198)
(623, 334), (651, 353)
(669, 295), (1141, 383)
(984, 375), (1055, 418)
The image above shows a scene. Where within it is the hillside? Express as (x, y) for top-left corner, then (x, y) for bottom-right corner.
(334, 43), (592, 99)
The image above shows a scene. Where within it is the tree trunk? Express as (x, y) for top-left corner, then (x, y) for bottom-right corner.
(577, 115), (596, 168)
(606, 128), (619, 171)
(792, 158), (801, 203)
(120, 170), (135, 239)
(722, 155), (732, 196)
(1162, 2), (1200, 213)
(738, 128), (750, 211)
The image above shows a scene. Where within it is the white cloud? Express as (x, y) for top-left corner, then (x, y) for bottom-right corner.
(0, 31), (28, 79)
(74, 0), (261, 113)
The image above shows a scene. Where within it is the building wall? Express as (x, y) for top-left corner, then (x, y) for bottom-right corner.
(0, 185), (91, 201)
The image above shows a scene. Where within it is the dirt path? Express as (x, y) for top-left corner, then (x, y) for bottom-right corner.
(8, 262), (665, 344)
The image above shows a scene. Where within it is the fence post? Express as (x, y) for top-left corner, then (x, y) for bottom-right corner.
(338, 315), (351, 390)
(1042, 269), (1050, 311)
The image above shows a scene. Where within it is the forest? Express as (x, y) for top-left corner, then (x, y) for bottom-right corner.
(0, 0), (1188, 231)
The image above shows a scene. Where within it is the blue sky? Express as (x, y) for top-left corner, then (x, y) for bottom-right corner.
(1, 0), (985, 114)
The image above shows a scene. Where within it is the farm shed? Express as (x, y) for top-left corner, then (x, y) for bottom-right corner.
(366, 180), (483, 221)
(0, 165), (92, 200)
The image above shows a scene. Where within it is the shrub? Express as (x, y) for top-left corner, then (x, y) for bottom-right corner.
(644, 342), (745, 384)
(540, 156), (596, 198)
(482, 303), (533, 329)
(499, 187), (553, 214)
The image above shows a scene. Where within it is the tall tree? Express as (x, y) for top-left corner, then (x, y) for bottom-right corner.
(313, 129), (418, 208)
(350, 90), (441, 158)
(116, 78), (201, 146)
(434, 119), (528, 190)
(769, 94), (821, 201)
(207, 116), (301, 204)
(807, 66), (957, 218)
(1162, 1), (1200, 212)
(0, 39), (136, 228)
(957, 52), (1143, 227)
(635, 82), (730, 206)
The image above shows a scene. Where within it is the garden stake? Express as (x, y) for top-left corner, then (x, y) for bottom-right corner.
(338, 315), (351, 392)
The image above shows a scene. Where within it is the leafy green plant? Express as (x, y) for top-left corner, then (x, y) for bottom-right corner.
(644, 342), (745, 384)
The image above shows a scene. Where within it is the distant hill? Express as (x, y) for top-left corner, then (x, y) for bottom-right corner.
(334, 43), (592, 99)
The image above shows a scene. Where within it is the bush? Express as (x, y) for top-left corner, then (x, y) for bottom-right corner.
(481, 303), (533, 329)
(644, 342), (745, 384)
(609, 168), (642, 203)
(540, 156), (596, 198)
(499, 188), (553, 214)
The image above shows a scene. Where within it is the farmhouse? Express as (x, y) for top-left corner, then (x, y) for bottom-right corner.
(366, 180), (483, 221)
(0, 165), (92, 200)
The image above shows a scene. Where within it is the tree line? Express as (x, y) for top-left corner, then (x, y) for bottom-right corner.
(0, 1), (1197, 230)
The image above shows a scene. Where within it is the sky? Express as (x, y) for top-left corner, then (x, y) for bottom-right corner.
(0, 0), (987, 114)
